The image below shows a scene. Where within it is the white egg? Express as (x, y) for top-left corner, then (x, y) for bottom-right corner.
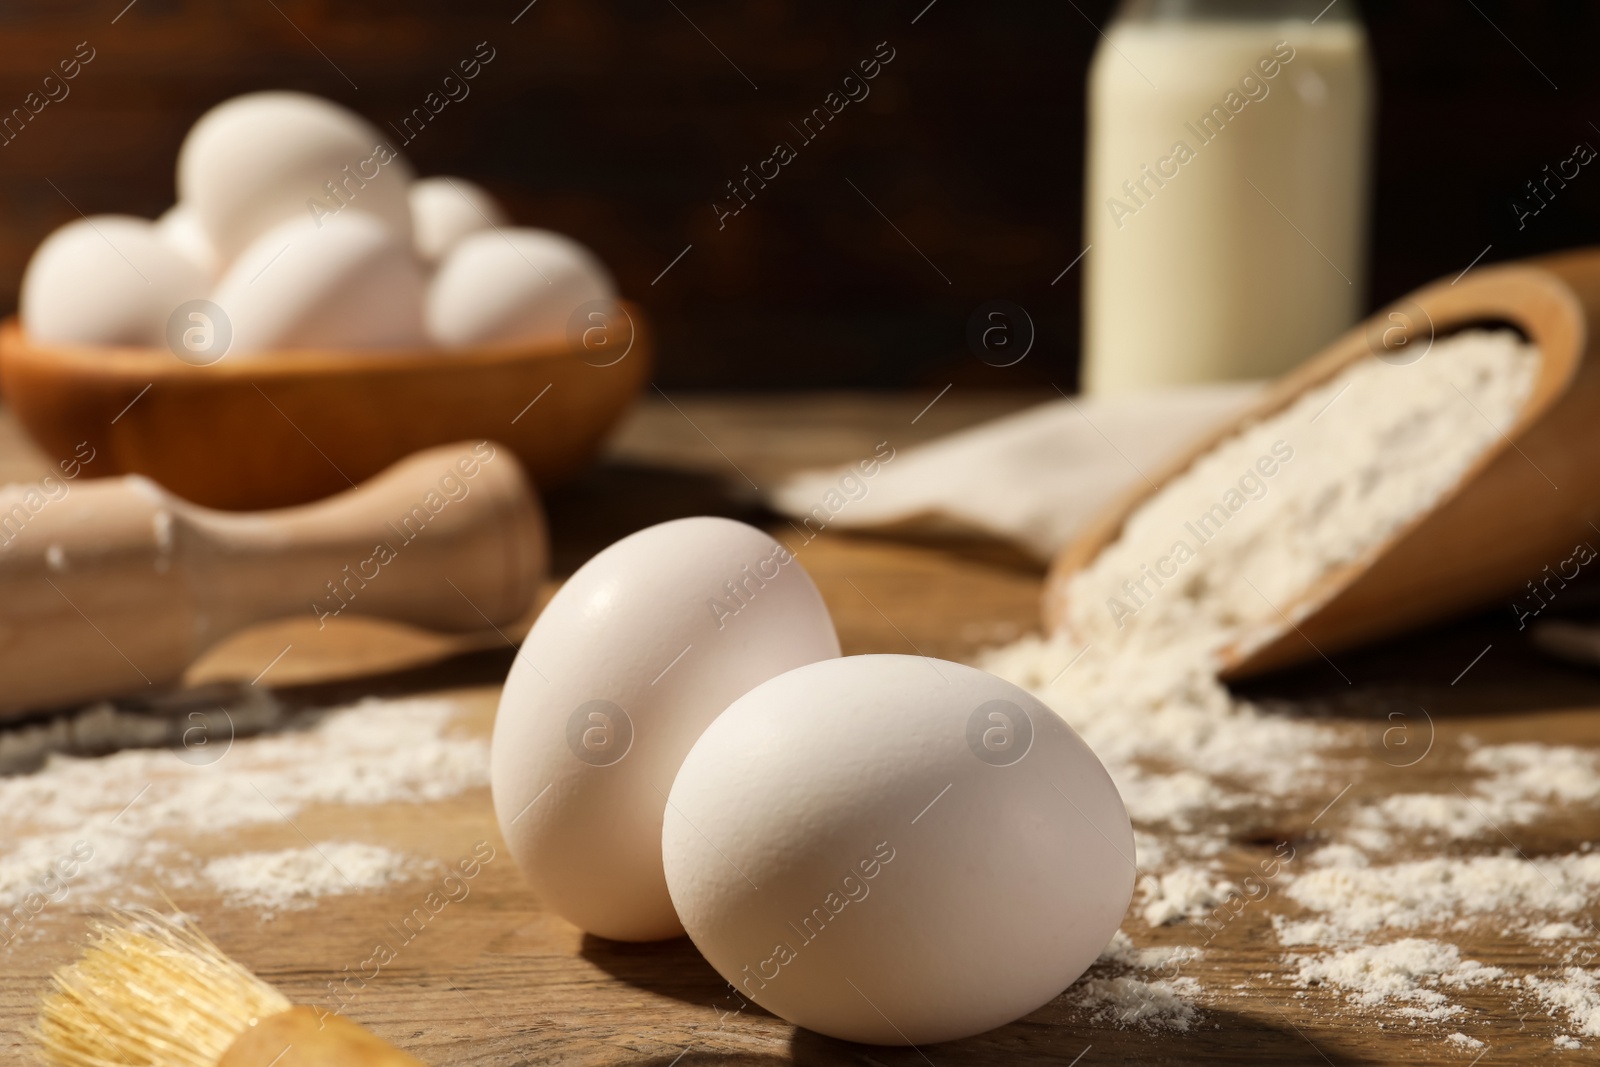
(426, 228), (615, 349)
(409, 176), (508, 263)
(211, 211), (428, 355)
(21, 215), (208, 347)
(178, 91), (413, 261)
(663, 654), (1134, 1046)
(156, 204), (221, 279)
(491, 517), (840, 942)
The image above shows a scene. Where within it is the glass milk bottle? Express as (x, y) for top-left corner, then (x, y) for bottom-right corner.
(1081, 0), (1374, 393)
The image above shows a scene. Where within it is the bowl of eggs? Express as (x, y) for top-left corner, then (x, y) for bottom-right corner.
(0, 91), (649, 510)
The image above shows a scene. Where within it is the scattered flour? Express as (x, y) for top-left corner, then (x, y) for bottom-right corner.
(1354, 742), (1600, 843)
(1096, 929), (1202, 972)
(1469, 742), (1600, 808)
(0, 696), (486, 929)
(1139, 866), (1239, 927)
(1069, 974), (1203, 1032)
(1446, 1031), (1485, 1050)
(1533, 923), (1590, 941)
(201, 843), (430, 915)
(983, 630), (1340, 830)
(1278, 853), (1600, 944)
(1290, 939), (1504, 1021)
(1528, 968), (1600, 1039)
(1074, 930), (1206, 1029)
(1353, 792), (1540, 843)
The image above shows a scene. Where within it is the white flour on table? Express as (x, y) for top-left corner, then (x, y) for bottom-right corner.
(0, 696), (485, 936)
(198, 842), (431, 916)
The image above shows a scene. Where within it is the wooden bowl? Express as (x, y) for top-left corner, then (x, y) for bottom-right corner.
(1044, 248), (1600, 679)
(0, 303), (651, 509)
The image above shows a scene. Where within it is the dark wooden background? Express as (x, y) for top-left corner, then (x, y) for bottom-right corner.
(1, 0), (1598, 389)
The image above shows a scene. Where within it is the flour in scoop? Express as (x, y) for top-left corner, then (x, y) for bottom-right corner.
(1064, 328), (1540, 668)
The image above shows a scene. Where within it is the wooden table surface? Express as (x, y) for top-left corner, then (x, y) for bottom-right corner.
(3, 391), (1599, 1066)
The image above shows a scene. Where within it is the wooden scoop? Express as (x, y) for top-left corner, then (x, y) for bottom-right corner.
(1044, 247), (1600, 678)
(0, 441), (546, 719)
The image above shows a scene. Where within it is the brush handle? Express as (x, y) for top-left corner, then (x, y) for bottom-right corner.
(0, 440), (546, 717)
(219, 1007), (426, 1067)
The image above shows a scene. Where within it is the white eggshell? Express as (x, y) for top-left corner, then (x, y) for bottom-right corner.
(21, 215), (208, 346)
(211, 211), (428, 355)
(178, 91), (413, 261)
(409, 176), (508, 263)
(426, 228), (615, 349)
(156, 203), (221, 279)
(663, 654), (1135, 1046)
(491, 517), (840, 942)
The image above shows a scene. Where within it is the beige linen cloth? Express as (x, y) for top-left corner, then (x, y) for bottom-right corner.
(768, 382), (1264, 562)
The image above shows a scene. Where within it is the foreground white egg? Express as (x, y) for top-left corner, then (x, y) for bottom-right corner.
(178, 91), (413, 261)
(156, 204), (221, 279)
(426, 228), (614, 349)
(663, 654), (1134, 1045)
(409, 176), (507, 263)
(211, 211), (428, 355)
(21, 215), (208, 346)
(491, 517), (840, 941)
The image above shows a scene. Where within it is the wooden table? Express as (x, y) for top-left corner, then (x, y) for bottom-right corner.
(3, 391), (1598, 1066)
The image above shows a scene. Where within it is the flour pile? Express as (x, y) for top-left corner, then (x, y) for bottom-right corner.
(0, 696), (485, 939)
(978, 333), (1600, 1048)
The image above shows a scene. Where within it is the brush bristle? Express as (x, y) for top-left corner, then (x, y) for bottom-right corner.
(36, 909), (291, 1067)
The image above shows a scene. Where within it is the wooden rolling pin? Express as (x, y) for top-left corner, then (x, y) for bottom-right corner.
(0, 440), (546, 719)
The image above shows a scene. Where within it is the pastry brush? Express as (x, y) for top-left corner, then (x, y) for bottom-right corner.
(37, 909), (425, 1067)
